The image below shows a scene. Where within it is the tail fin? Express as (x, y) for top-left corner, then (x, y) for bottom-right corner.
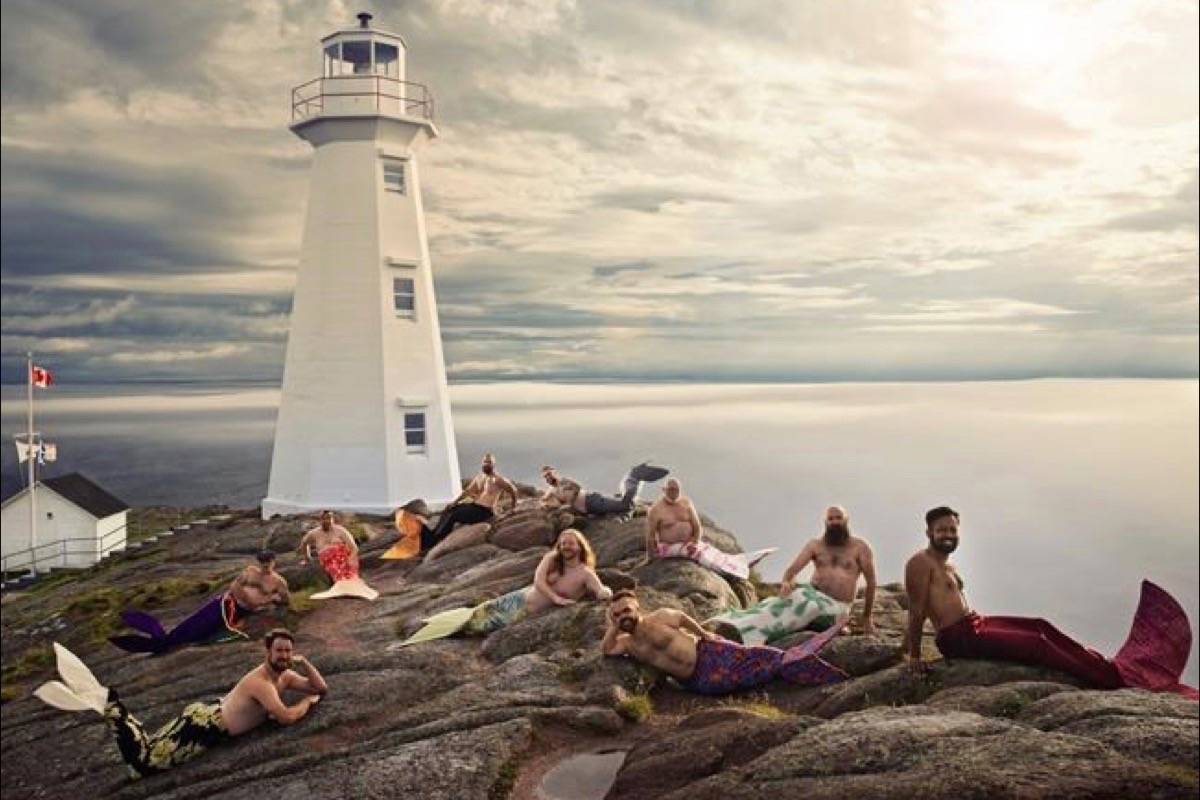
(120, 610), (166, 639)
(34, 643), (108, 713)
(108, 635), (164, 654)
(1113, 581), (1192, 692)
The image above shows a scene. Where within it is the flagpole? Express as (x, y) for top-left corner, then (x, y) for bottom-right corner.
(27, 352), (37, 576)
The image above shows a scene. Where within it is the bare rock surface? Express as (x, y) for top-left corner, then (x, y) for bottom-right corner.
(1, 507), (1195, 800)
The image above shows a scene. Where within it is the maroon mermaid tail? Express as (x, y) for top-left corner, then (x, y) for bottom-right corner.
(1113, 581), (1198, 700)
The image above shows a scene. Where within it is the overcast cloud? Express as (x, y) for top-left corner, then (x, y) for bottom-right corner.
(1, 0), (1196, 382)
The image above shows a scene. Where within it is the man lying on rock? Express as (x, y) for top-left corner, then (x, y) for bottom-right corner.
(906, 506), (1198, 699)
(34, 628), (327, 778)
(708, 505), (876, 643)
(298, 510), (378, 600)
(601, 589), (847, 695)
(645, 478), (775, 581)
(424, 452), (519, 546)
(399, 528), (612, 645)
(539, 461), (669, 518)
(108, 550), (289, 655)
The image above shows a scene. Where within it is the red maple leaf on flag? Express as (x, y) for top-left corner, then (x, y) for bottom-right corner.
(31, 365), (54, 388)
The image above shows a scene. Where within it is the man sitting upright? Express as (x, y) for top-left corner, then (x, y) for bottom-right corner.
(905, 506), (1197, 699)
(708, 505), (875, 643)
(601, 590), (846, 695)
(298, 510), (378, 600)
(645, 478), (774, 580)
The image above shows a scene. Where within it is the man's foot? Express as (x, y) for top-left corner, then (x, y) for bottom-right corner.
(628, 462), (670, 483)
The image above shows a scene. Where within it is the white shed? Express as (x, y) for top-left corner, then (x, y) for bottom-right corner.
(1, 473), (130, 573)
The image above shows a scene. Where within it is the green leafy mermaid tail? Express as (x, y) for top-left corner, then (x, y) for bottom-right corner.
(708, 583), (850, 646)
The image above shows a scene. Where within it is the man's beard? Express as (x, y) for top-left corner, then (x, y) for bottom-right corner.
(482, 465), (494, 475)
(617, 617), (638, 633)
(824, 524), (850, 546)
(931, 537), (958, 554)
(269, 658), (291, 673)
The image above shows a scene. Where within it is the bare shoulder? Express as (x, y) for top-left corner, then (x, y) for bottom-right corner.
(850, 536), (875, 554)
(904, 550), (933, 575)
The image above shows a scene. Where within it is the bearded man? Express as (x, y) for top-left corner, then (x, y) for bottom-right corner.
(34, 629), (326, 778)
(602, 590), (846, 695)
(905, 506), (1197, 698)
(708, 505), (876, 644)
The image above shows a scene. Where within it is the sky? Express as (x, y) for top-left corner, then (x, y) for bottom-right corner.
(1, 0), (1197, 383)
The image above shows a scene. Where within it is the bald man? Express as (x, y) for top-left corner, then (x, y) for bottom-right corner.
(708, 506), (876, 644)
(646, 479), (775, 580)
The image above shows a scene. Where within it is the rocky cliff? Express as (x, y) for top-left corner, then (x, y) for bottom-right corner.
(1, 502), (1196, 799)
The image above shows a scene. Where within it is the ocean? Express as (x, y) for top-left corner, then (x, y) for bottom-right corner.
(2, 379), (1197, 683)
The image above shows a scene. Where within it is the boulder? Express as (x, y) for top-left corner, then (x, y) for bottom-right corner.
(489, 509), (557, 551)
(631, 557), (741, 619)
(927, 681), (1077, 717)
(426, 522), (491, 561)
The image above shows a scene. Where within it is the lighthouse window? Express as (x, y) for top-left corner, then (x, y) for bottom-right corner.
(374, 43), (399, 77)
(383, 162), (406, 194)
(393, 276), (416, 317)
(404, 412), (427, 454)
(342, 40), (372, 75)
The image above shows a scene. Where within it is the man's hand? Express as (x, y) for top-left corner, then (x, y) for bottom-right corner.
(553, 596), (577, 607)
(861, 617), (876, 636)
(778, 579), (794, 597)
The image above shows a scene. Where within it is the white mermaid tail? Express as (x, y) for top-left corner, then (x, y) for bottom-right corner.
(33, 643), (109, 714)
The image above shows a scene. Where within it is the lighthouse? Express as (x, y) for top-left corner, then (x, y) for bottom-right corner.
(263, 13), (460, 518)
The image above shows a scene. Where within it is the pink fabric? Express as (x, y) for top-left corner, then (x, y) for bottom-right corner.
(318, 542), (357, 582)
(1113, 581), (1198, 700)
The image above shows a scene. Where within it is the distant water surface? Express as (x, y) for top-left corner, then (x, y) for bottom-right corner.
(2, 379), (1196, 683)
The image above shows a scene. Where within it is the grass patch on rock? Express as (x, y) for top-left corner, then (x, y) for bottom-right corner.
(488, 756), (520, 800)
(0, 642), (55, 703)
(615, 690), (653, 722)
(718, 695), (790, 719)
(63, 575), (228, 643)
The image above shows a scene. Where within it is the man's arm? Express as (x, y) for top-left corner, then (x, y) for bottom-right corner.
(296, 531), (313, 561)
(904, 555), (932, 666)
(685, 500), (703, 544)
(644, 506), (659, 559)
(778, 541), (816, 596)
(272, 575), (290, 605)
(858, 542), (878, 635)
(583, 567), (613, 601)
(251, 678), (320, 725)
(497, 475), (519, 505)
(601, 619), (628, 656)
(282, 656), (328, 696)
(533, 551), (573, 606)
(658, 608), (716, 641)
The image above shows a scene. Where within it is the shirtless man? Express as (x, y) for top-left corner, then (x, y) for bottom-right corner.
(109, 550), (290, 655)
(541, 463), (669, 517)
(230, 550), (290, 612)
(298, 510), (360, 574)
(34, 628), (327, 778)
(904, 506), (1198, 698)
(298, 511), (377, 599)
(779, 506), (876, 634)
(645, 479), (703, 559)
(601, 590), (845, 695)
(707, 506), (873, 644)
(400, 529), (612, 644)
(428, 453), (518, 544)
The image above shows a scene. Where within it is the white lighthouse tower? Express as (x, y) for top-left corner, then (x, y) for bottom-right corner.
(263, 12), (460, 518)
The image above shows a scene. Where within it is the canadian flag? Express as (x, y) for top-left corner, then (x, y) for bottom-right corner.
(31, 365), (53, 388)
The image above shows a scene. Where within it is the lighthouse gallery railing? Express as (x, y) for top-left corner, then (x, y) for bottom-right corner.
(291, 75), (435, 122)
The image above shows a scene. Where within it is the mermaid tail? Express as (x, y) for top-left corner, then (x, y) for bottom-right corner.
(1113, 581), (1198, 699)
(627, 463), (669, 483)
(108, 635), (165, 654)
(34, 643), (109, 714)
(120, 610), (166, 639)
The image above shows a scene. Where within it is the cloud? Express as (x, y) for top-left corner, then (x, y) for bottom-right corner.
(0, 0), (1196, 383)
